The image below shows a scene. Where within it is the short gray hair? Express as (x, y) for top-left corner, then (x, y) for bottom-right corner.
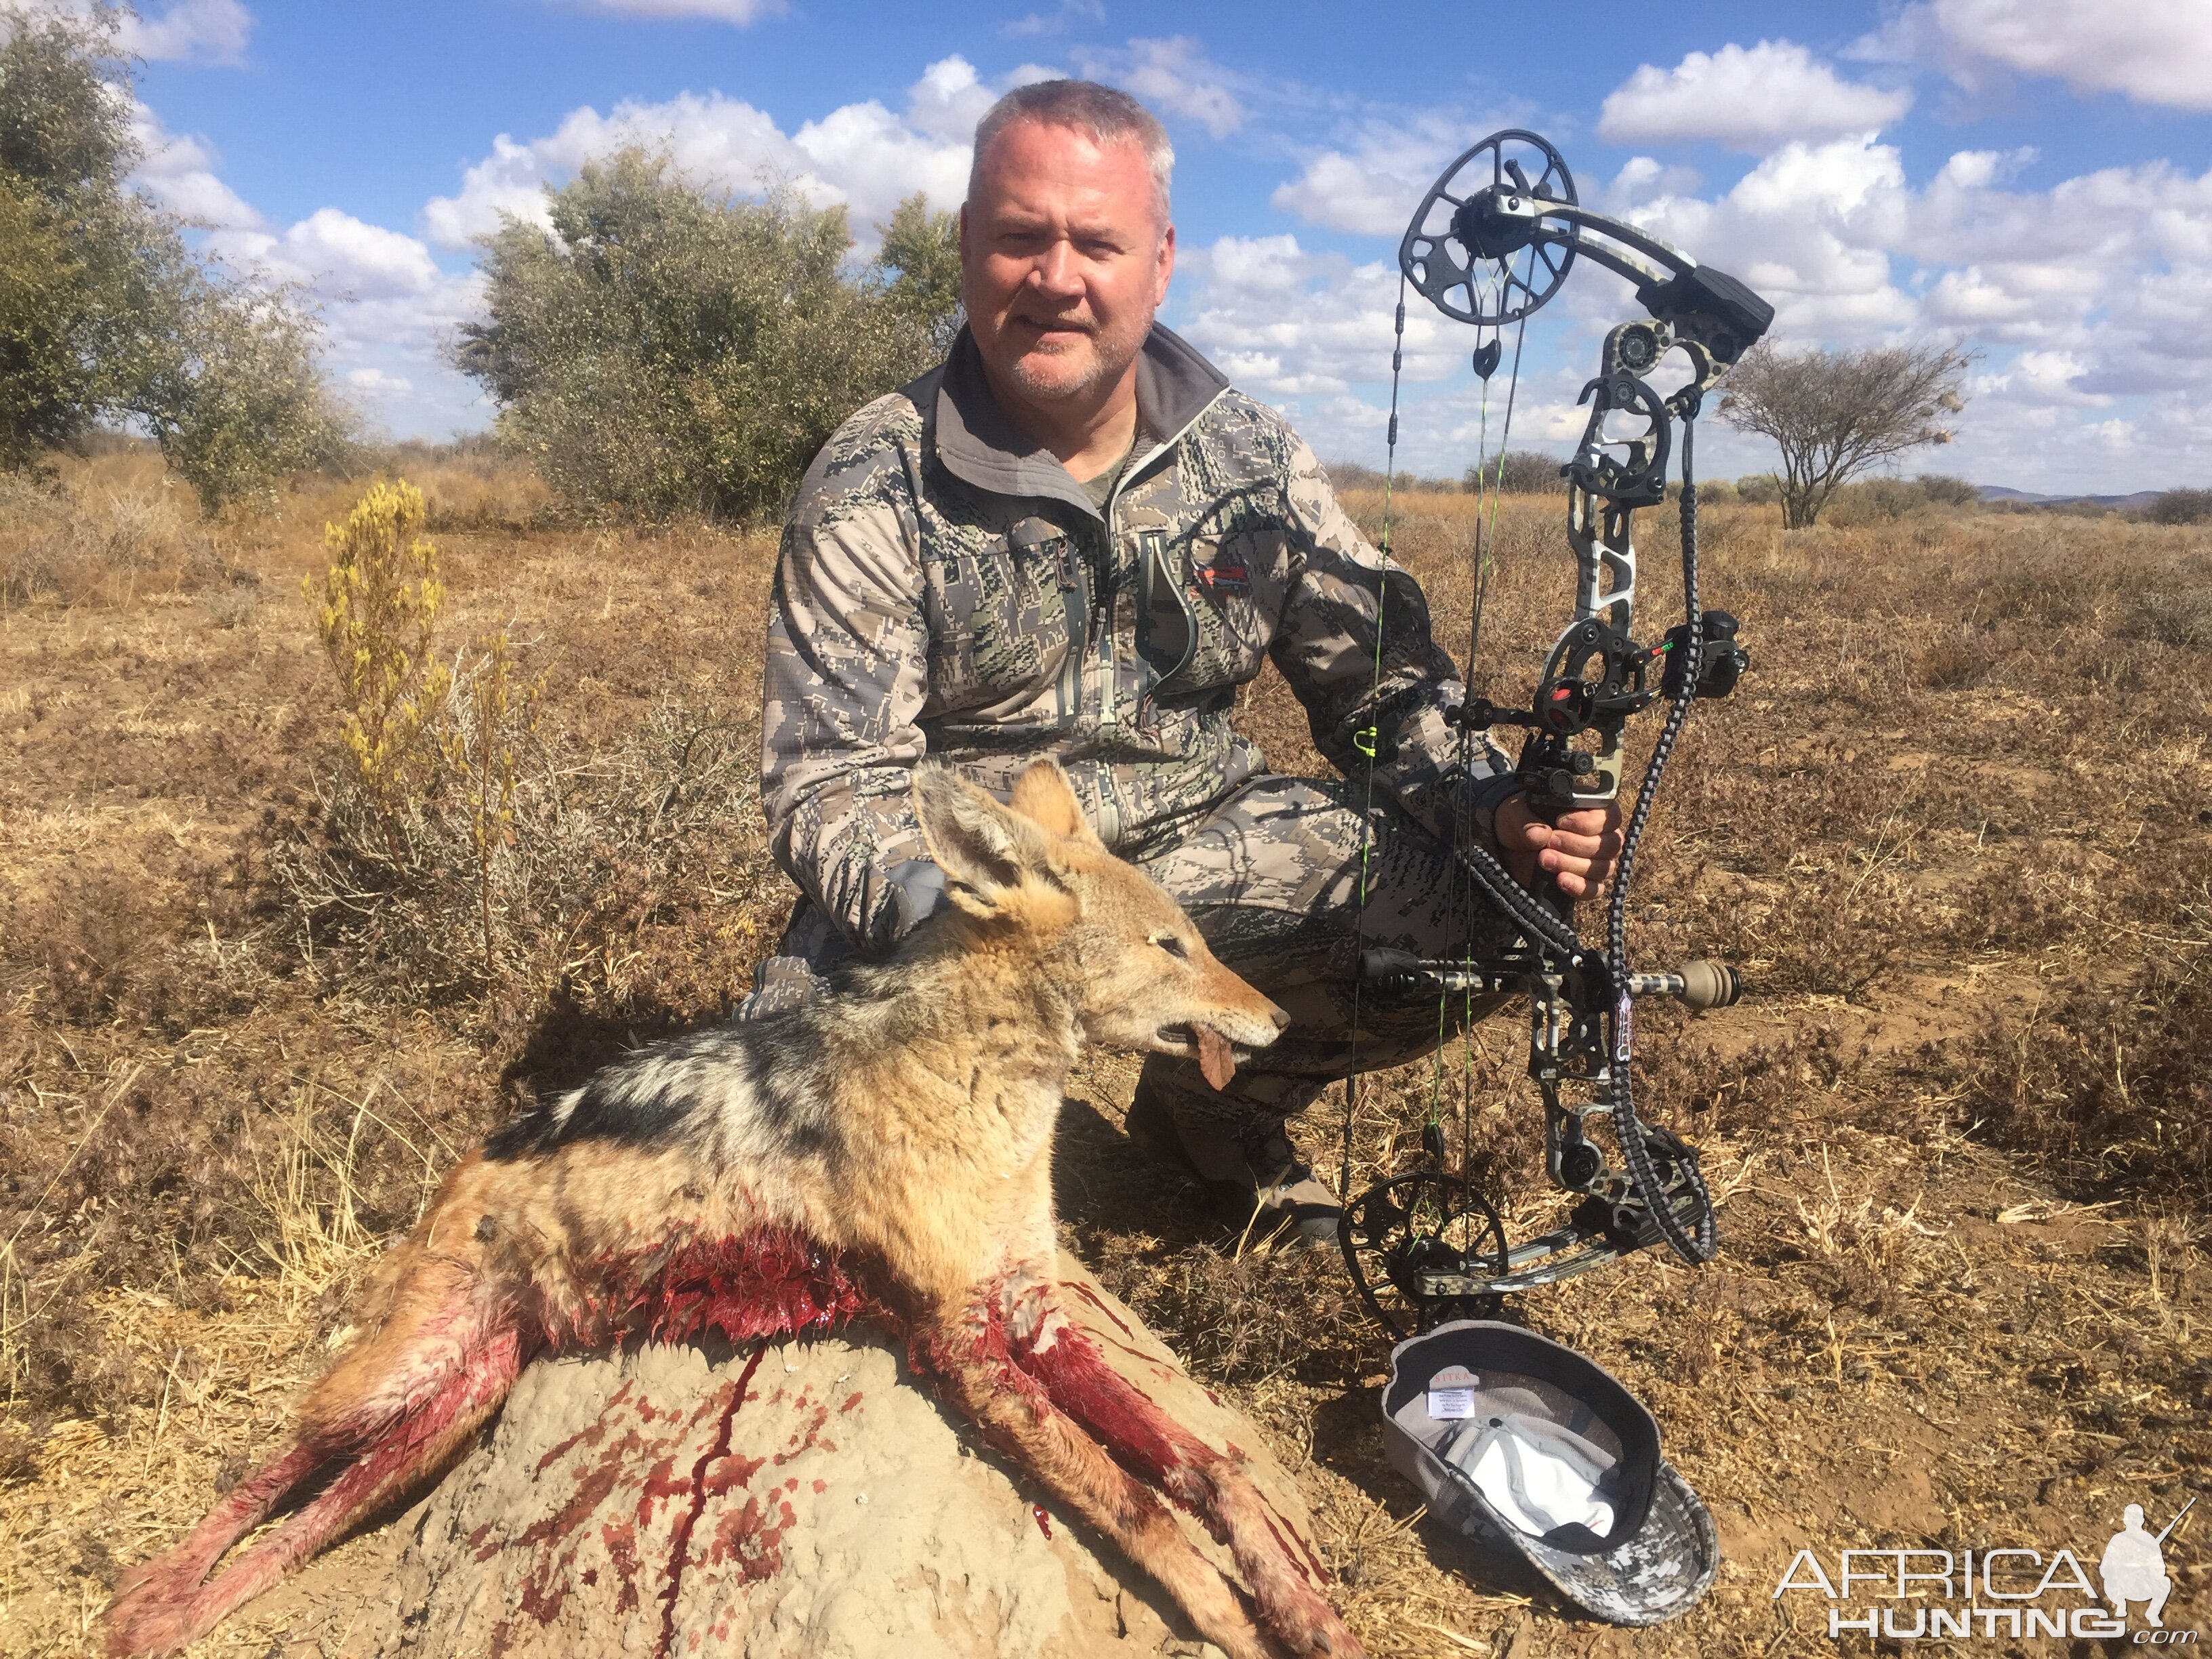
(969, 79), (1173, 219)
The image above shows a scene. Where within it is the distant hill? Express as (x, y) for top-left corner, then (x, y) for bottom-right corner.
(1978, 485), (2166, 511)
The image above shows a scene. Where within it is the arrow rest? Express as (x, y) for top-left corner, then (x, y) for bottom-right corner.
(1337, 129), (1778, 1336)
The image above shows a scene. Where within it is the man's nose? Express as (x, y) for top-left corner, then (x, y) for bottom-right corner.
(1024, 241), (1084, 298)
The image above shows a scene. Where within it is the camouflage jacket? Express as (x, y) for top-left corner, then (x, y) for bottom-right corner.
(760, 323), (1519, 954)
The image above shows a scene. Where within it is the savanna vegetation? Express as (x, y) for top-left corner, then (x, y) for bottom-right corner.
(0, 15), (2203, 1650)
(0, 439), (2204, 1654)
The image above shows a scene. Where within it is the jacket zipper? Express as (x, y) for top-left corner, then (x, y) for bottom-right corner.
(1087, 388), (1228, 845)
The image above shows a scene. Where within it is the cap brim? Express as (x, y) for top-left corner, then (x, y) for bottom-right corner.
(1509, 1460), (1718, 1626)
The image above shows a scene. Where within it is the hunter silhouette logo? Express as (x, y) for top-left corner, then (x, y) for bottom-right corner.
(2104, 1498), (2191, 1631)
(1774, 1493), (2199, 1642)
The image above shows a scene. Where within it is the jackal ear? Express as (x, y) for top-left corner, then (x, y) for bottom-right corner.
(912, 764), (1067, 920)
(1006, 760), (1100, 845)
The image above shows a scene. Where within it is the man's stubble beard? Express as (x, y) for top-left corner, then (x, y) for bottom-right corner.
(999, 310), (1152, 405)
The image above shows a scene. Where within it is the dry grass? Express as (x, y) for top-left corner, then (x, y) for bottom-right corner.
(0, 461), (2205, 1654)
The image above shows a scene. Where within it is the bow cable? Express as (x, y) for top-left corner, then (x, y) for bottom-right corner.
(1337, 274), (1410, 1201)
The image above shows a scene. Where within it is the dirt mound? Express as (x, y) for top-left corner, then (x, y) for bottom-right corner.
(369, 1253), (1314, 1658)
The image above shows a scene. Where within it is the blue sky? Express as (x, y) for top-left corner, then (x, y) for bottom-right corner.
(100, 0), (2212, 491)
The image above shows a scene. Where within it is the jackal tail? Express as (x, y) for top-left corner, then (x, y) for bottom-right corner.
(105, 1245), (532, 1658)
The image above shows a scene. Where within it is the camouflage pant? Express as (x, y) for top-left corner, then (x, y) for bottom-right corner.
(758, 775), (1515, 1138)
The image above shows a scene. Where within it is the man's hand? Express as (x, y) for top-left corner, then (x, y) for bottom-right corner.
(1494, 792), (1625, 900)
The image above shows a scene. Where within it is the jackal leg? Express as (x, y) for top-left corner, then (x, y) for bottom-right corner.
(106, 1252), (530, 1659)
(909, 1296), (1276, 1659)
(1012, 1290), (1357, 1659)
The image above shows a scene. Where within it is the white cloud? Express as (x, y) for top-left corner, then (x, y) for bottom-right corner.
(1101, 37), (1244, 138)
(129, 104), (262, 228)
(225, 208), (446, 300)
(570, 0), (785, 22)
(346, 367), (414, 395)
(1598, 41), (1911, 152)
(18, 0), (253, 64)
(420, 56), (1010, 250)
(1603, 135), (1916, 340)
(1003, 0), (1103, 38)
(119, 0), (251, 64)
(1859, 0), (2212, 112)
(1271, 112), (1511, 237)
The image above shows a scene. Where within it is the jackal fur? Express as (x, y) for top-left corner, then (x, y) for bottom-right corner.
(105, 760), (1357, 1659)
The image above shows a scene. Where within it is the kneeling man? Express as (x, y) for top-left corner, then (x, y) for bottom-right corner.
(758, 79), (1620, 1241)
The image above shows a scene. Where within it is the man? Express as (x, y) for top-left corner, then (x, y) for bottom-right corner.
(758, 79), (1621, 1241)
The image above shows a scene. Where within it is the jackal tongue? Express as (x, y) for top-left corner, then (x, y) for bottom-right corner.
(1194, 1024), (1237, 1091)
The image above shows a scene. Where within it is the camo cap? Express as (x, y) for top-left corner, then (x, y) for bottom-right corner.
(1380, 1319), (1717, 1626)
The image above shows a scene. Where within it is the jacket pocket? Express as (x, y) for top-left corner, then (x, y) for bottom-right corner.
(1170, 524), (1274, 690)
(923, 531), (1075, 717)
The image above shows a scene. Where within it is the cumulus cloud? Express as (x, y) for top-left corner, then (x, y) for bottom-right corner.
(1082, 37), (1246, 138)
(1270, 111), (1515, 237)
(570, 0), (785, 22)
(1559, 138), (2212, 485)
(216, 208), (446, 300)
(1177, 234), (1455, 398)
(16, 0), (251, 63)
(129, 106), (262, 228)
(1858, 0), (2212, 112)
(1597, 41), (1911, 152)
(345, 367), (414, 395)
(119, 0), (251, 63)
(420, 56), (1022, 250)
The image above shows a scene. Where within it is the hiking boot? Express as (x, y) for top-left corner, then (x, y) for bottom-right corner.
(1126, 1084), (1343, 1249)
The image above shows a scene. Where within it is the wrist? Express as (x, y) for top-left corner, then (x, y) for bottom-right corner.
(1462, 773), (1525, 851)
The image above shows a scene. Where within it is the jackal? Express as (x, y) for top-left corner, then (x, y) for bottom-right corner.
(106, 760), (1357, 1659)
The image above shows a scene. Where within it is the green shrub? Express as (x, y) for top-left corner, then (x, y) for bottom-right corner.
(456, 151), (955, 524)
(0, 5), (352, 510)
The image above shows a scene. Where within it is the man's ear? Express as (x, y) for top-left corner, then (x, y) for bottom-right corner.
(912, 764), (1063, 919)
(1006, 759), (1100, 845)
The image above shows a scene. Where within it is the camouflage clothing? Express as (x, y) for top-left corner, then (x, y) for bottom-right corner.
(758, 324), (1523, 1128)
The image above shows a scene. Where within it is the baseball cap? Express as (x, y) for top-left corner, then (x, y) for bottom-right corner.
(1379, 1319), (1718, 1626)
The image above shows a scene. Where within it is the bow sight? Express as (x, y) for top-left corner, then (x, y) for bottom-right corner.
(1337, 130), (1774, 1339)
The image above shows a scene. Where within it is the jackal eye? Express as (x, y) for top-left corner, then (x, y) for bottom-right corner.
(1153, 935), (1189, 960)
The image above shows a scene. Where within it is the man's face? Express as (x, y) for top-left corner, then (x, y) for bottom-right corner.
(960, 118), (1174, 405)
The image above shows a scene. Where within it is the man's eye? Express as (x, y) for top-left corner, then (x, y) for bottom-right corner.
(1154, 935), (1189, 960)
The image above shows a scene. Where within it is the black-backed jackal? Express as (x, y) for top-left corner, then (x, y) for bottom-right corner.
(106, 760), (1359, 1659)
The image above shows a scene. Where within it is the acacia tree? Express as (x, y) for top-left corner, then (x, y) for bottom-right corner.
(1718, 340), (1971, 529)
(0, 5), (350, 508)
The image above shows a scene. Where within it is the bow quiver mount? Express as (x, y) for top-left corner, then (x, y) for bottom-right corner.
(1338, 129), (1774, 1340)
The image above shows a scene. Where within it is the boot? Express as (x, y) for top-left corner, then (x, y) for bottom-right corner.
(1126, 1084), (1343, 1248)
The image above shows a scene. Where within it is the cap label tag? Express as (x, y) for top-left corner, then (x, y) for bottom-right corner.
(1427, 1387), (1477, 1419)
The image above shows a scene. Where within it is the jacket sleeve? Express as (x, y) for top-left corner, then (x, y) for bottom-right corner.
(1267, 430), (1523, 848)
(759, 410), (947, 955)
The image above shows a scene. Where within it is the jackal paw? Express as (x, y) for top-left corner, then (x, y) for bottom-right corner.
(1256, 1582), (1361, 1658)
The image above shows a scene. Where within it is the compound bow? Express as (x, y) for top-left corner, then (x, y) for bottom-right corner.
(1337, 129), (1774, 1338)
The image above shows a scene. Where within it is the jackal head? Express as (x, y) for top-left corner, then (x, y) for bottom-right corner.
(912, 761), (1289, 1080)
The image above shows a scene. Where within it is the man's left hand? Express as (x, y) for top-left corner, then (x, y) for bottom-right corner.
(1494, 793), (1625, 899)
